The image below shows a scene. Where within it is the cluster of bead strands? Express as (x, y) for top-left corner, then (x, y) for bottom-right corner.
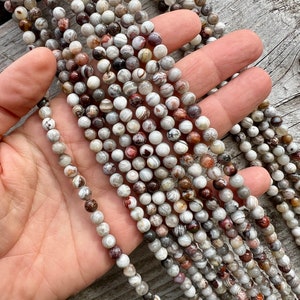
(5, 0), (300, 299)
(37, 97), (160, 299)
(230, 98), (300, 246)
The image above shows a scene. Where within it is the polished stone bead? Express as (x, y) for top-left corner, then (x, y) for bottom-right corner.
(84, 199), (98, 212)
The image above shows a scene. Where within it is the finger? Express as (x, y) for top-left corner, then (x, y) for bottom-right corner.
(0, 47), (56, 136)
(152, 10), (202, 52)
(201, 66), (272, 137)
(178, 29), (264, 96)
(238, 166), (271, 197)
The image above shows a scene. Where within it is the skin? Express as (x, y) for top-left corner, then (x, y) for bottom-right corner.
(0, 10), (271, 300)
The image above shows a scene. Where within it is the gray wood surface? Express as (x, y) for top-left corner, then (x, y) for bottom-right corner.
(0, 0), (299, 299)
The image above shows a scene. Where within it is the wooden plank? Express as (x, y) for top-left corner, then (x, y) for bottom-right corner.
(0, 0), (299, 299)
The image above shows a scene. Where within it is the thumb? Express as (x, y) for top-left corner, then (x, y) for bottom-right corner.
(0, 47), (56, 136)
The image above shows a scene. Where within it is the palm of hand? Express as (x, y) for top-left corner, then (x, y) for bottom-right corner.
(0, 11), (272, 300)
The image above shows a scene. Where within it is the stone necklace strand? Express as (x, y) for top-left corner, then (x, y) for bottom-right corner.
(5, 0), (300, 299)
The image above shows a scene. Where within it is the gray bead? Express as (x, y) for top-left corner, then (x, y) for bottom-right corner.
(47, 128), (60, 142)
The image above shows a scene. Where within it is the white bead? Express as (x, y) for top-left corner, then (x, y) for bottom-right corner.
(67, 93), (80, 106)
(271, 170), (284, 181)
(87, 76), (101, 89)
(218, 188), (233, 203)
(257, 143), (269, 154)
(239, 141), (252, 152)
(184, 286), (196, 298)
(132, 157), (146, 170)
(231, 210), (246, 224)
(230, 124), (241, 134)
(160, 116), (175, 130)
(247, 125), (259, 137)
(110, 173), (123, 187)
(152, 191), (166, 205)
(195, 116), (210, 130)
(245, 150), (257, 161)
(167, 264), (180, 277)
(90, 210), (104, 225)
(267, 185), (279, 196)
(102, 10), (115, 24)
(192, 175), (207, 189)
(246, 196), (259, 210)
(286, 142), (299, 153)
(251, 206), (265, 219)
(276, 202), (289, 213)
(140, 20), (155, 35)
(132, 68), (147, 82)
(181, 92), (196, 106)
(146, 60), (160, 74)
(154, 247), (168, 260)
(114, 33), (128, 48)
(139, 193), (152, 206)
(111, 149), (124, 162)
(127, 0), (142, 13)
(229, 174), (244, 188)
(137, 218), (151, 233)
(145, 92), (160, 106)
(147, 155), (161, 169)
(179, 120), (193, 134)
(187, 163), (202, 177)
(178, 233), (192, 247)
(42, 117), (55, 130)
(127, 119), (141, 134)
(282, 188), (295, 200)
(106, 45), (119, 60)
(193, 143), (208, 156)
(287, 219), (299, 229)
(47, 129), (60, 142)
(118, 160), (131, 173)
(97, 59), (111, 73)
(112, 123), (126, 136)
(272, 145), (285, 156)
(139, 168), (153, 182)
(212, 207), (226, 221)
(179, 210), (193, 224)
(128, 274), (142, 287)
(291, 227), (300, 237)
(130, 207), (144, 221)
(165, 214), (179, 228)
(166, 189), (180, 202)
(284, 162), (297, 174)
(155, 143), (170, 157)
(71, 0), (85, 13)
(148, 130), (163, 145)
(116, 254), (130, 268)
(119, 108), (133, 123)
(210, 140), (225, 154)
(102, 234), (116, 248)
(14, 6), (28, 20)
(23, 31), (36, 44)
(96, 222), (110, 237)
(173, 140), (188, 155)
(153, 44), (168, 59)
(207, 167), (222, 180)
(282, 210), (295, 221)
(117, 184), (131, 197)
(194, 230), (207, 243)
(275, 124), (288, 136)
(277, 154), (290, 166)
(117, 69), (131, 83)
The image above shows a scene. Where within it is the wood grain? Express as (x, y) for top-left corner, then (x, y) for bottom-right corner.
(0, 0), (299, 299)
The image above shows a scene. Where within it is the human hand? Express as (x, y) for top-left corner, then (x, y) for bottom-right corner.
(0, 10), (271, 300)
